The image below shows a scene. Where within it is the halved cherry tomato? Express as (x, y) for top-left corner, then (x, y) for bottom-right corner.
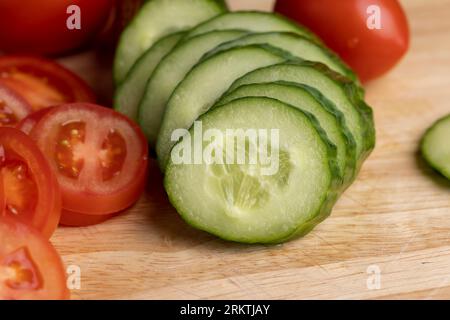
(16, 107), (54, 135)
(0, 56), (96, 111)
(60, 210), (116, 227)
(0, 83), (32, 127)
(0, 127), (61, 238)
(274, 0), (410, 82)
(0, 215), (69, 300)
(31, 103), (148, 215)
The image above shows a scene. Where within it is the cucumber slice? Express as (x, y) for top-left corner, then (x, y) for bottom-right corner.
(218, 81), (357, 186)
(156, 45), (286, 169)
(204, 32), (357, 82)
(227, 62), (375, 167)
(421, 114), (450, 179)
(114, 32), (185, 121)
(114, 0), (227, 84)
(183, 11), (316, 41)
(165, 97), (341, 244)
(138, 30), (247, 146)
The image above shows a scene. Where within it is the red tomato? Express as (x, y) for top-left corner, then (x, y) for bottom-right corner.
(0, 56), (96, 111)
(0, 128), (62, 238)
(31, 103), (148, 215)
(60, 210), (116, 227)
(16, 107), (54, 135)
(0, 215), (69, 300)
(0, 83), (32, 127)
(0, 0), (114, 56)
(274, 0), (410, 82)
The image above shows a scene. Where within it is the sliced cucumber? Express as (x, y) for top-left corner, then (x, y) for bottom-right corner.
(218, 81), (357, 186)
(165, 97), (341, 244)
(421, 114), (450, 179)
(204, 32), (357, 82)
(227, 62), (375, 167)
(114, 0), (227, 84)
(156, 45), (287, 169)
(183, 11), (316, 41)
(138, 30), (247, 146)
(114, 32), (184, 121)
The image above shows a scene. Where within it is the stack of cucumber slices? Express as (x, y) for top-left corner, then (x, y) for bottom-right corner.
(114, 0), (376, 244)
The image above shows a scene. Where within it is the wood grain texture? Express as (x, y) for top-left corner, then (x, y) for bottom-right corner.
(54, 0), (450, 300)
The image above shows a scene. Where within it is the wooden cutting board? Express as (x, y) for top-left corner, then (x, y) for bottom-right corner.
(54, 0), (450, 300)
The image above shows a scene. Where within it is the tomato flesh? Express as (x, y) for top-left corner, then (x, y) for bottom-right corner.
(16, 107), (53, 134)
(1, 157), (38, 218)
(0, 83), (32, 127)
(0, 127), (61, 238)
(0, 216), (69, 300)
(32, 103), (148, 215)
(0, 56), (96, 111)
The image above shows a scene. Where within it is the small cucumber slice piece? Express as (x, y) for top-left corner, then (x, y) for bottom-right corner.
(227, 62), (375, 167)
(218, 81), (357, 186)
(183, 11), (316, 41)
(114, 32), (185, 121)
(156, 45), (286, 169)
(138, 30), (247, 145)
(421, 114), (450, 179)
(114, 0), (227, 84)
(165, 97), (341, 244)
(205, 32), (357, 82)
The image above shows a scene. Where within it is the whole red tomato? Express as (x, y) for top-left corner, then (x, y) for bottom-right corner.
(275, 0), (410, 82)
(0, 0), (114, 56)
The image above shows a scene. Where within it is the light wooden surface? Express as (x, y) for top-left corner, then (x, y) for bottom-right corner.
(54, 0), (450, 300)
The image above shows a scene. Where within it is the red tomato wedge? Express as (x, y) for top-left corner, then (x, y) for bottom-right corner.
(0, 127), (61, 238)
(16, 107), (53, 135)
(0, 83), (32, 127)
(60, 210), (116, 227)
(0, 56), (96, 111)
(31, 103), (148, 215)
(0, 215), (69, 300)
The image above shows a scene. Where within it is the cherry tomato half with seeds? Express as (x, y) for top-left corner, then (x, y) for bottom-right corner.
(0, 56), (96, 111)
(0, 128), (62, 238)
(274, 0), (410, 82)
(0, 83), (32, 127)
(0, 215), (69, 300)
(31, 103), (148, 215)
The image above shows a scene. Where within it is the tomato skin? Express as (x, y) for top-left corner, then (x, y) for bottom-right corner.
(16, 107), (54, 135)
(31, 103), (148, 215)
(274, 0), (410, 82)
(0, 83), (33, 127)
(0, 128), (62, 238)
(0, 215), (69, 300)
(0, 0), (114, 56)
(60, 210), (116, 227)
(0, 56), (96, 111)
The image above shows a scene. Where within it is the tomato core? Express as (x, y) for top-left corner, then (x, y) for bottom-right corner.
(2, 247), (43, 291)
(0, 101), (18, 126)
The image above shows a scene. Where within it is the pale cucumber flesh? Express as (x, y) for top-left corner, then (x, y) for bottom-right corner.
(206, 32), (357, 82)
(165, 97), (340, 243)
(114, 0), (226, 83)
(156, 45), (286, 169)
(218, 81), (357, 185)
(184, 11), (316, 41)
(421, 114), (450, 179)
(138, 30), (247, 146)
(227, 62), (375, 166)
(114, 32), (184, 121)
